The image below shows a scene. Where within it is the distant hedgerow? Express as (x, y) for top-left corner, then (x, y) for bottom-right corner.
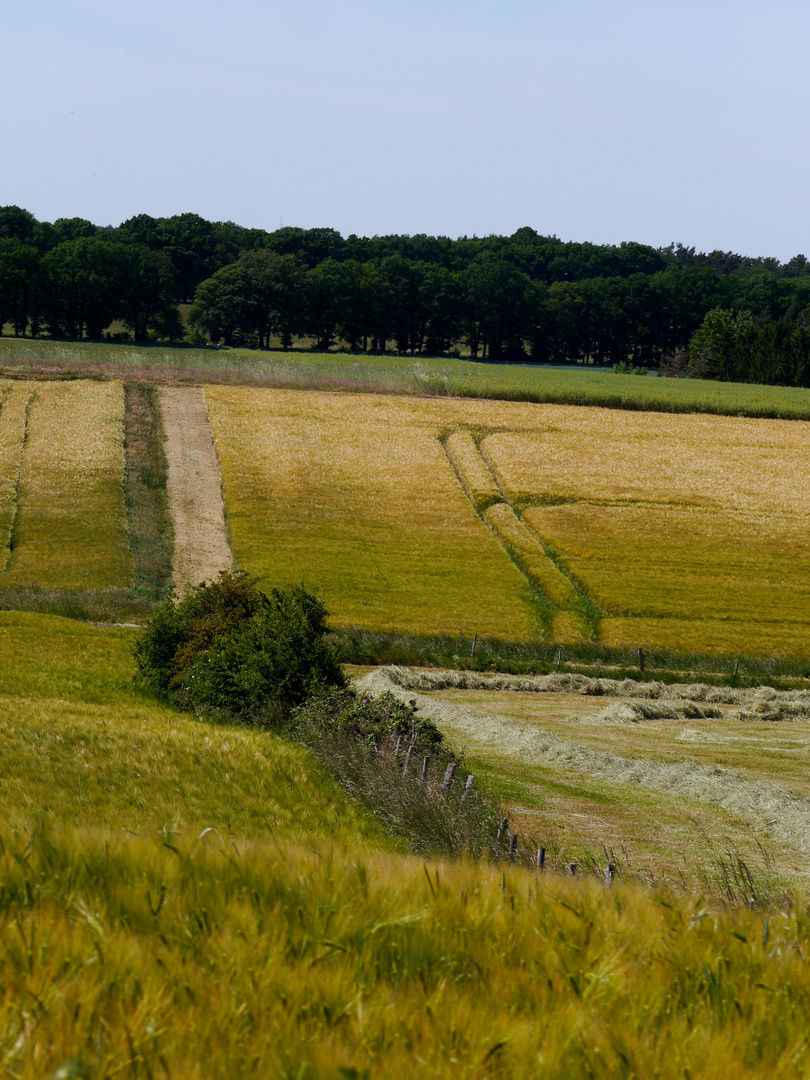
(133, 571), (345, 722)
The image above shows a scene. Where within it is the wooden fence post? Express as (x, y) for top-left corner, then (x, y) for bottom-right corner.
(569, 863), (577, 876)
(556, 647), (562, 666)
(394, 735), (402, 757)
(509, 833), (519, 861)
(441, 762), (457, 792)
(420, 755), (430, 781)
(471, 633), (477, 658)
(734, 659), (740, 678)
(605, 862), (616, 887)
(638, 647), (645, 672)
(462, 774), (474, 800)
(536, 846), (546, 870)
(402, 742), (414, 777)
(497, 817), (509, 841)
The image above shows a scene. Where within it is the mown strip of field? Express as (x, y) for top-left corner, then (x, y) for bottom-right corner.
(6, 336), (810, 419)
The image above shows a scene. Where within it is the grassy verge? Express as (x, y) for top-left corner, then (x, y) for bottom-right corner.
(5, 336), (810, 419)
(335, 628), (810, 686)
(122, 382), (173, 599)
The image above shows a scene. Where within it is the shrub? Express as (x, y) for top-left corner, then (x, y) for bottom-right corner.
(292, 687), (446, 753)
(133, 572), (345, 722)
(292, 688), (506, 857)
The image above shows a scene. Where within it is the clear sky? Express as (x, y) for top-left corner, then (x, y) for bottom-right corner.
(3, 0), (810, 260)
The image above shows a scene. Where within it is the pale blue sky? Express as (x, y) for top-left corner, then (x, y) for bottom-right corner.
(3, 0), (810, 260)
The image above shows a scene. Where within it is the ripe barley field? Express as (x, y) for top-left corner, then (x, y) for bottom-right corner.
(0, 379), (131, 591)
(208, 387), (810, 658)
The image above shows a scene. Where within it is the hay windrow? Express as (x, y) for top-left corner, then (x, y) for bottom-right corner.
(374, 665), (810, 709)
(358, 667), (810, 856)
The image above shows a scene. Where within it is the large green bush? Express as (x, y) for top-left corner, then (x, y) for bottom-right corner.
(133, 572), (345, 721)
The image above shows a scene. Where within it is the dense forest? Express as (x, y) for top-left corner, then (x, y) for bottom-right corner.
(2, 204), (810, 386)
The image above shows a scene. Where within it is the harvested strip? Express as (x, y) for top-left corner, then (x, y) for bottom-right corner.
(160, 386), (232, 596)
(483, 503), (575, 607)
(358, 668), (810, 856)
(444, 431), (502, 510)
(3, 381), (131, 590)
(0, 383), (33, 565)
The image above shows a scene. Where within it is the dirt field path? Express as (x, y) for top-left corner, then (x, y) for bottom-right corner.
(160, 386), (232, 596)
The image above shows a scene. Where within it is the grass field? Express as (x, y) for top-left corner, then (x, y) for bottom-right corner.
(6, 335), (810, 419)
(0, 611), (387, 844)
(3, 616), (810, 1077)
(383, 672), (810, 885)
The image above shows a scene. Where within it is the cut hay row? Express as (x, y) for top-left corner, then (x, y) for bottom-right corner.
(443, 430), (502, 509)
(0, 381), (33, 564)
(358, 668), (810, 859)
(205, 387), (540, 639)
(1, 381), (132, 590)
(375, 664), (810, 707)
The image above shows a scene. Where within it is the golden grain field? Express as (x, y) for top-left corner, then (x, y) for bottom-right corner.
(205, 387), (540, 638)
(482, 407), (810, 654)
(207, 388), (810, 656)
(0, 379), (132, 590)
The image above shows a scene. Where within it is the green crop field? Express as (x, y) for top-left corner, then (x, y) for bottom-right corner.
(4, 614), (810, 1078)
(6, 335), (810, 420)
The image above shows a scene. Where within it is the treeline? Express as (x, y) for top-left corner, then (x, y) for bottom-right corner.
(3, 204), (810, 383)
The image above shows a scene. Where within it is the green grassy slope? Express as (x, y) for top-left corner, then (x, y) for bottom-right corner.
(0, 612), (388, 846)
(4, 336), (810, 419)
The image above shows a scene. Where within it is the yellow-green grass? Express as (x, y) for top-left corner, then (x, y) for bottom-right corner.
(0, 380), (132, 590)
(208, 387), (810, 657)
(0, 611), (387, 847)
(6, 827), (810, 1079)
(4, 619), (810, 1075)
(206, 386), (540, 639)
(483, 502), (577, 609)
(419, 685), (810, 883)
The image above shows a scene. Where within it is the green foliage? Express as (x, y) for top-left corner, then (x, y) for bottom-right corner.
(291, 688), (508, 858)
(689, 306), (755, 361)
(293, 687), (445, 753)
(612, 361), (648, 375)
(133, 572), (345, 720)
